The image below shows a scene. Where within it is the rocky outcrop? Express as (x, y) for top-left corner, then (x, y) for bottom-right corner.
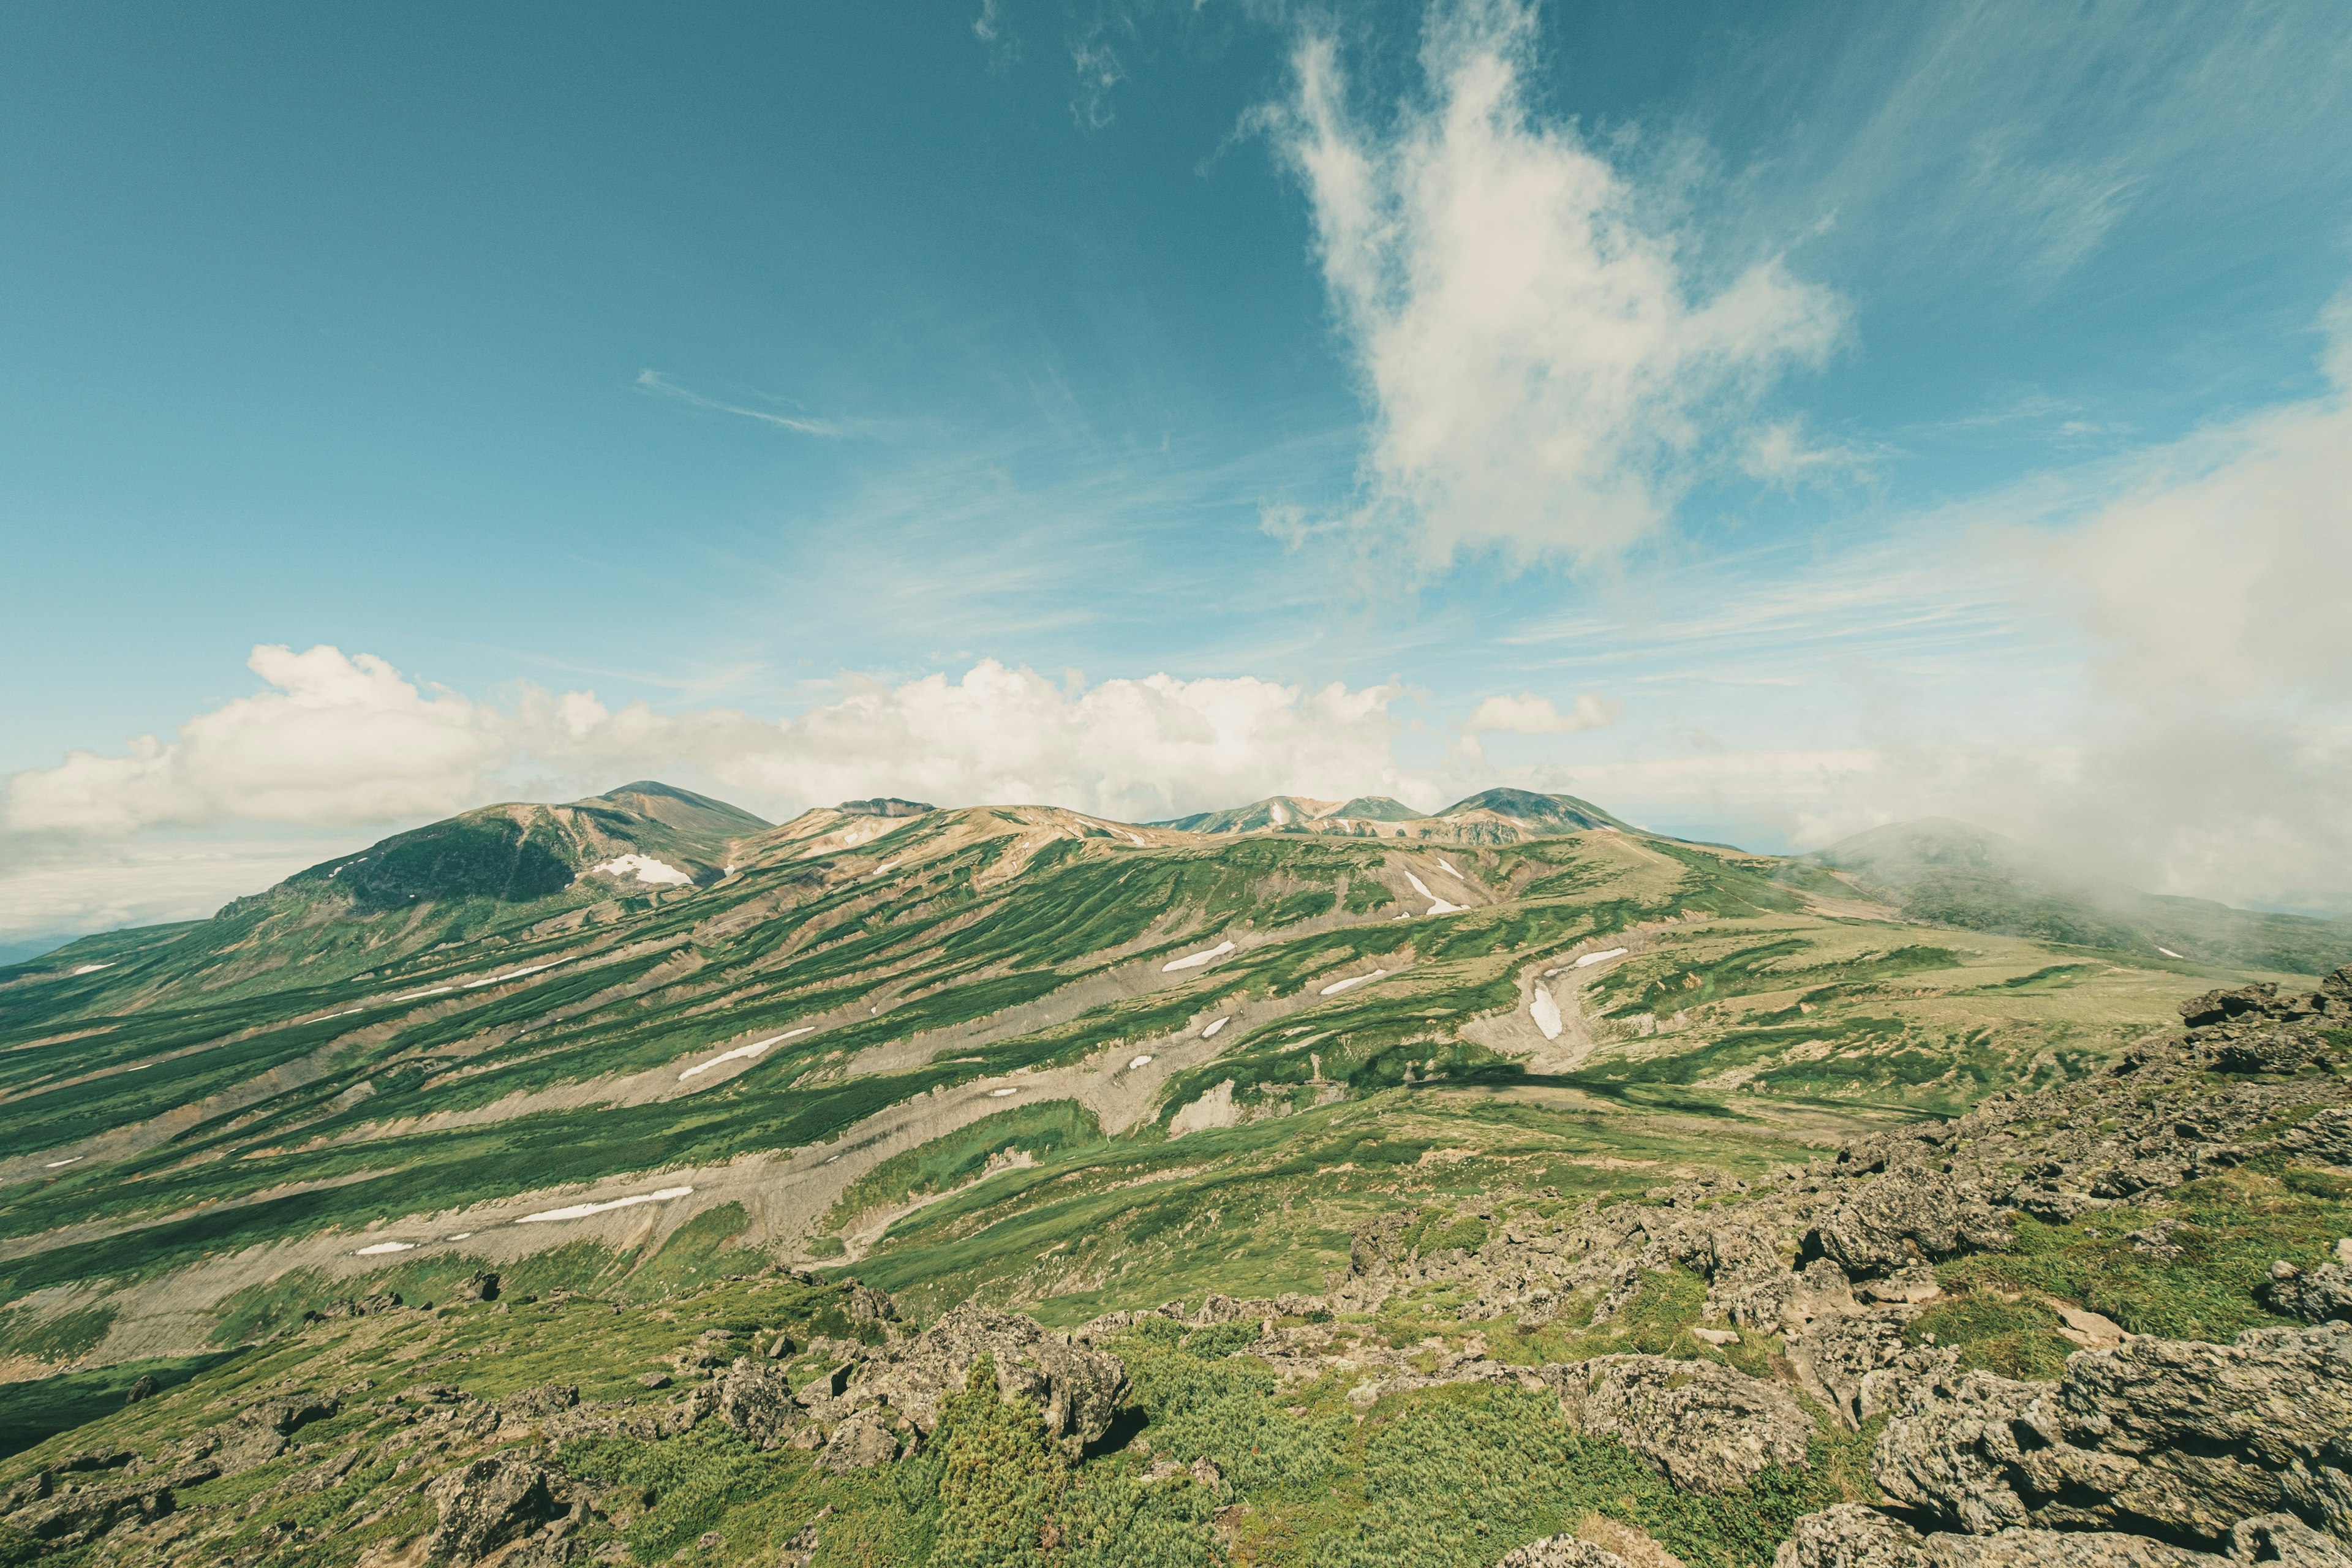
(1556, 1355), (1813, 1494)
(2, 1473), (174, 1549)
(1501, 1537), (1635, 1568)
(1874, 1323), (2352, 1545)
(424, 1455), (560, 1564)
(852, 1302), (1129, 1448)
(2260, 1259), (2352, 1325)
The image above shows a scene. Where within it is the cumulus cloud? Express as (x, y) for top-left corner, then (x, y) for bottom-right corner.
(6, 646), (507, 835)
(1463, 692), (1616, 735)
(1270, 0), (1843, 567)
(3, 650), (1423, 845)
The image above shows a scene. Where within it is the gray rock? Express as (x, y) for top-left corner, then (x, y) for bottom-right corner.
(1774, 1506), (2220, 1568)
(854, 1301), (1129, 1447)
(704, 1360), (807, 1450)
(1774, 1505), (1930, 1568)
(818, 1409), (901, 1471)
(1556, 1354), (1813, 1494)
(1499, 1536), (1634, 1568)
(2226, 1513), (2352, 1568)
(2, 1474), (173, 1547)
(502, 1384), (580, 1418)
(1806, 1167), (2009, 1278)
(2260, 1261), (2352, 1325)
(425, 1455), (560, 1565)
(1874, 1323), (2352, 1544)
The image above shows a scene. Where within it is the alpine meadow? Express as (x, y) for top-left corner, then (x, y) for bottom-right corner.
(4, 1), (2351, 1566)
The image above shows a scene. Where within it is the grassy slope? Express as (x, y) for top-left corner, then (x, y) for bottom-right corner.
(0, 810), (2275, 1376)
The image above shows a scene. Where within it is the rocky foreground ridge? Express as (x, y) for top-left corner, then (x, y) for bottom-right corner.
(2, 971), (2346, 1566)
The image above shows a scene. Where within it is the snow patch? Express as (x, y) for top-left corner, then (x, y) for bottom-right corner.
(2156, 946), (2184, 959)
(584, 854), (692, 887)
(1124, 832), (1147, 846)
(464, 959), (570, 990)
(43, 1156), (81, 1169)
(70, 963), (113, 975)
(1163, 940), (1235, 973)
(1200, 1017), (1229, 1039)
(1574, 948), (1629, 968)
(989, 1087), (1019, 1098)
(389, 985), (456, 1002)
(870, 859), (900, 877)
(1531, 987), (1563, 1041)
(1128, 1055), (1154, 1069)
(1438, 858), (1464, 880)
(1404, 872), (1467, 916)
(1320, 968), (1387, 996)
(356, 1241), (417, 1256)
(679, 1028), (813, 1081)
(516, 1185), (695, 1224)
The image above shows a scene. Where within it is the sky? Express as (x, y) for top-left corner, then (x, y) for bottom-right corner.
(4, 0), (2351, 952)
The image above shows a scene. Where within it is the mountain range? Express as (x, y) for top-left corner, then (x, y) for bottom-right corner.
(0, 783), (2346, 1566)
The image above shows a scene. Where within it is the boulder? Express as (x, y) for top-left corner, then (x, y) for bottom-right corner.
(2260, 1262), (2352, 1325)
(2226, 1514), (2352, 1568)
(818, 1409), (901, 1471)
(705, 1360), (806, 1450)
(501, 1384), (579, 1419)
(1500, 1537), (1634, 1568)
(855, 1302), (1129, 1447)
(1874, 1324), (2352, 1545)
(1556, 1355), (1812, 1494)
(424, 1455), (560, 1564)
(125, 1374), (160, 1404)
(1774, 1507), (2218, 1568)
(2, 1476), (173, 1547)
(1806, 1167), (2008, 1278)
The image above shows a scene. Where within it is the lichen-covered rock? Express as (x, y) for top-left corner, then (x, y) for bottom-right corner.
(1555, 1355), (1812, 1494)
(2260, 1261), (2352, 1325)
(854, 1302), (1128, 1446)
(2226, 1514), (2352, 1568)
(1774, 1504), (1929, 1568)
(704, 1359), (806, 1450)
(424, 1455), (560, 1564)
(1805, 1166), (2009, 1278)
(501, 1384), (579, 1419)
(1499, 1536), (1634, 1568)
(818, 1409), (901, 1471)
(2, 1474), (174, 1547)
(1774, 1506), (2217, 1568)
(1874, 1324), (2352, 1545)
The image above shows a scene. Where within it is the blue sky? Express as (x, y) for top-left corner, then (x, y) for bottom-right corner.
(5, 0), (2351, 944)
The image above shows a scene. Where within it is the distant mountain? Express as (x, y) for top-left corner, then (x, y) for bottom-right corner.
(1807, 817), (2352, 975)
(1159, 787), (1631, 844)
(6, 782), (773, 1002)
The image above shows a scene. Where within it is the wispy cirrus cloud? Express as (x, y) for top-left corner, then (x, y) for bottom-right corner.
(632, 369), (840, 437)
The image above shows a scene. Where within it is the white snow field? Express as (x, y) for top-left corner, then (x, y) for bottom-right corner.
(355, 1241), (417, 1256)
(515, 1185), (695, 1225)
(678, 1027), (815, 1082)
(1531, 986), (1564, 1041)
(1320, 968), (1387, 996)
(1575, 948), (1629, 968)
(584, 854), (693, 887)
(1200, 1017), (1229, 1039)
(1162, 940), (1235, 972)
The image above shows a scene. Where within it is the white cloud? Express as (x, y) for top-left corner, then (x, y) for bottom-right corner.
(5, 646), (507, 835)
(1270, 0), (1843, 567)
(4, 649), (1423, 846)
(1463, 692), (1616, 735)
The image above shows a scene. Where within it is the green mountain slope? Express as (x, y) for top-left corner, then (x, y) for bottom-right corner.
(0, 780), (2284, 1393)
(1807, 817), (2352, 974)
(0, 784), (772, 1016)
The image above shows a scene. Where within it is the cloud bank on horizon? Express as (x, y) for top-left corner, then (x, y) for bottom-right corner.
(3, 0), (2350, 943)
